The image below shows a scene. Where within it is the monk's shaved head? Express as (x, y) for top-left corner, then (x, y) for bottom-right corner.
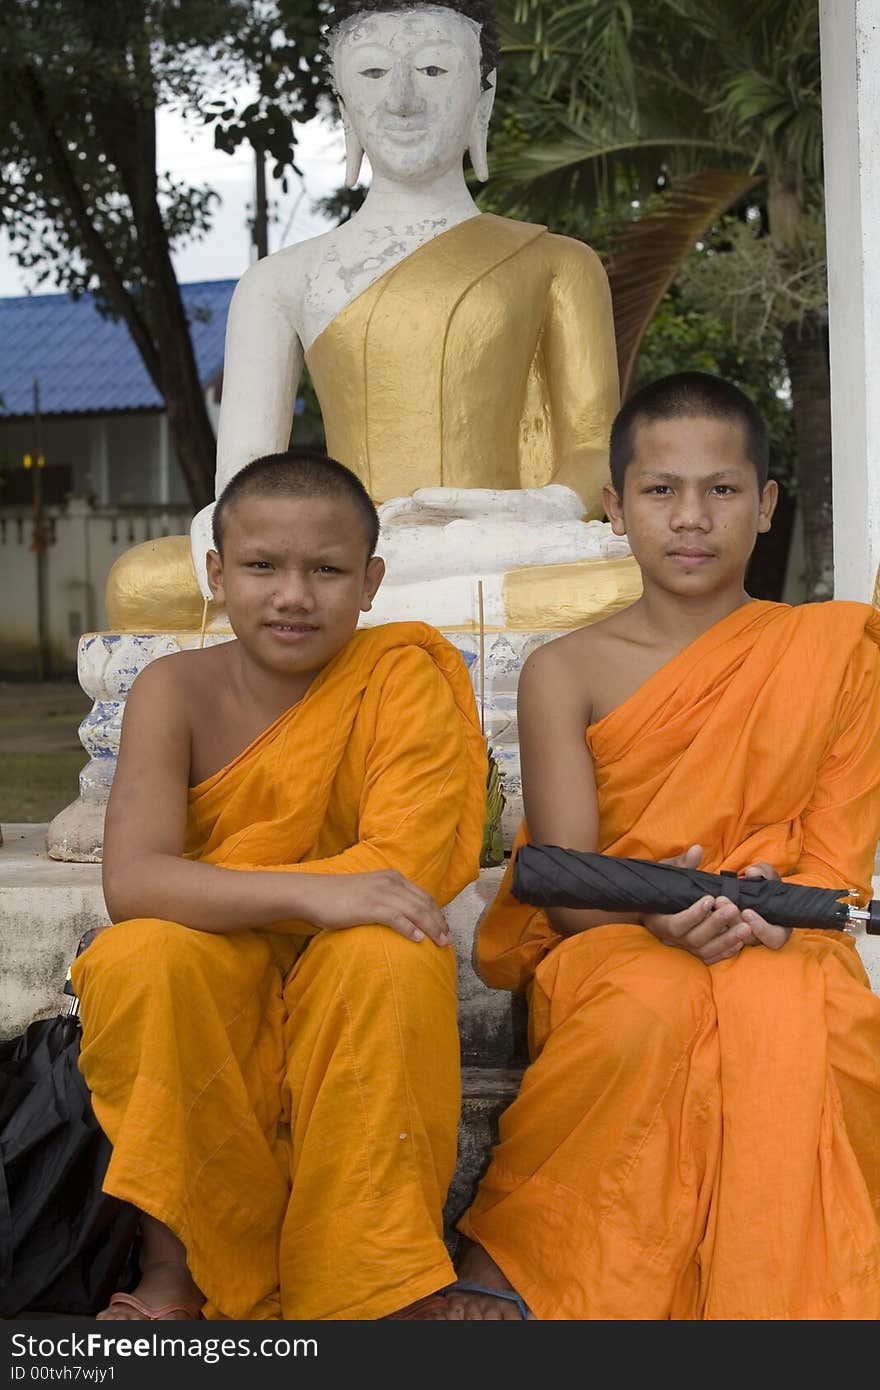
(610, 372), (770, 493)
(213, 449), (380, 558)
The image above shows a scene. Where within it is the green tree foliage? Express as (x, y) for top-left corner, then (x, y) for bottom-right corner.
(488, 0), (830, 599)
(0, 0), (330, 507)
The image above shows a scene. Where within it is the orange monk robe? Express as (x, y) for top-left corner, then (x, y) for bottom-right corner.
(72, 621), (487, 1321)
(459, 600), (880, 1320)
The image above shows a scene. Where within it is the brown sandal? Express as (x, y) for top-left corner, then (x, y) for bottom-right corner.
(101, 1291), (204, 1320)
(384, 1291), (450, 1319)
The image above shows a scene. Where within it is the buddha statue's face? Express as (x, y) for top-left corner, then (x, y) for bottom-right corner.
(331, 6), (491, 182)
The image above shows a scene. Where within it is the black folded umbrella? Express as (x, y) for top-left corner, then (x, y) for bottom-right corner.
(0, 943), (139, 1317)
(512, 845), (880, 934)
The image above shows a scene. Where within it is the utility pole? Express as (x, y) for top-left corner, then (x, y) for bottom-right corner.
(25, 376), (51, 680)
(252, 143), (269, 260)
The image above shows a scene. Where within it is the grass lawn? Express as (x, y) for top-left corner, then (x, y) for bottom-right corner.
(0, 680), (91, 823)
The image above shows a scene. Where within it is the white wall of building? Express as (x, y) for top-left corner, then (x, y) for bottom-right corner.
(0, 500), (194, 673)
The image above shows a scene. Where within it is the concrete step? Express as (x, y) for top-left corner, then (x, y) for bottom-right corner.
(444, 1064), (525, 1246)
(0, 823), (105, 1037)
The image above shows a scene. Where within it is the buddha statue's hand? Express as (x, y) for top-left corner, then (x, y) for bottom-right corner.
(375, 483), (630, 587)
(190, 503), (217, 601)
(378, 484), (589, 528)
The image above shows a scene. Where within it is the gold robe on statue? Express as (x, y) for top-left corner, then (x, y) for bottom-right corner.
(72, 621), (487, 1320)
(460, 600), (880, 1320)
(105, 214), (630, 633)
(305, 213), (620, 512)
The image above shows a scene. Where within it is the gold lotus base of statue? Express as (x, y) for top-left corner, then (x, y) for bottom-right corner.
(106, 537), (210, 632)
(500, 553), (641, 630)
(105, 535), (643, 634)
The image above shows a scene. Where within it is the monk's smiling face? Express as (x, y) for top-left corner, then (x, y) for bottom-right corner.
(603, 414), (778, 599)
(206, 493), (385, 679)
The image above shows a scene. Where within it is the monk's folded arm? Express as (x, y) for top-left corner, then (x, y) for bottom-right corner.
(104, 855), (361, 932)
(547, 905), (644, 936)
(105, 645), (483, 934)
(517, 641), (637, 936)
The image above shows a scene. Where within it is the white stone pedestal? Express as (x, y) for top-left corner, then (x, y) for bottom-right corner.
(47, 631), (237, 863)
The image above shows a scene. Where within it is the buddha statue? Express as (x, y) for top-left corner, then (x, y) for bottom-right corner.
(52, 0), (641, 862)
(106, 0), (640, 636)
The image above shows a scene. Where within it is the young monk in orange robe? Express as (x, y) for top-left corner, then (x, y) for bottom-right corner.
(71, 449), (487, 1321)
(422, 371), (880, 1320)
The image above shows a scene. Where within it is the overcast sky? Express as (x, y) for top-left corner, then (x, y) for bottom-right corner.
(0, 105), (346, 298)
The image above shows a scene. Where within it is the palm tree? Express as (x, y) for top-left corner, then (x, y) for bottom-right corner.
(488, 0), (830, 598)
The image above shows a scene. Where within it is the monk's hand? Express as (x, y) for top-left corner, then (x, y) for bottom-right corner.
(733, 907), (792, 950)
(304, 870), (452, 947)
(742, 862), (780, 881)
(660, 843), (704, 871)
(643, 845), (749, 964)
(649, 846), (746, 964)
(642, 894), (752, 965)
(734, 862), (791, 950)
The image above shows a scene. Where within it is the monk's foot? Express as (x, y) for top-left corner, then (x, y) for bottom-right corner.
(390, 1239), (533, 1320)
(443, 1239), (533, 1320)
(96, 1260), (204, 1320)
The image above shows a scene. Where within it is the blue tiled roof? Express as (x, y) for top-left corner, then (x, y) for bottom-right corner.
(0, 279), (236, 418)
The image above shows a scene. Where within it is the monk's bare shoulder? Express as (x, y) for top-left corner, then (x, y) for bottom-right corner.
(124, 644), (234, 738)
(519, 623), (606, 726)
(521, 607), (649, 726)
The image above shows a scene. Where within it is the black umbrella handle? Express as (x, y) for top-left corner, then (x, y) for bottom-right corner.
(512, 847), (871, 932)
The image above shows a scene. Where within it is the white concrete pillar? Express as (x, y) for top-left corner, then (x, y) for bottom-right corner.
(819, 0), (880, 601)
